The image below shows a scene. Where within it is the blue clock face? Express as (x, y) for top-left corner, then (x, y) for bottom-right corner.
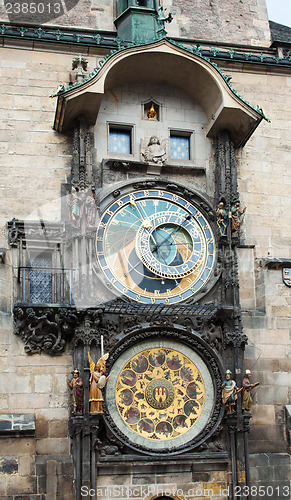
(96, 188), (216, 304)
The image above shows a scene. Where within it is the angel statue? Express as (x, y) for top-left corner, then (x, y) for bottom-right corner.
(88, 352), (109, 414)
(141, 135), (167, 165)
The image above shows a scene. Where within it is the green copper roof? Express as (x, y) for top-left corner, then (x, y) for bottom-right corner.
(50, 36), (269, 121)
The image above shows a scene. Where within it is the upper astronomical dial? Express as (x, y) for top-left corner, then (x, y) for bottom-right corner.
(136, 210), (206, 280)
(96, 189), (216, 304)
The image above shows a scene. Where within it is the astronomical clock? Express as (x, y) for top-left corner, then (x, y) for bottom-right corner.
(94, 179), (224, 455)
(96, 182), (217, 305)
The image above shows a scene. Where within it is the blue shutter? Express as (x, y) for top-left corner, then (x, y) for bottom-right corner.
(170, 136), (190, 160)
(109, 129), (131, 154)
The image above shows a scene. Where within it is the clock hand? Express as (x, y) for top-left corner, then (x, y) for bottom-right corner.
(154, 242), (193, 247)
(124, 229), (166, 277)
(125, 256), (179, 287)
(124, 259), (142, 277)
(124, 202), (162, 277)
(151, 214), (192, 252)
(130, 200), (150, 226)
(130, 199), (163, 251)
(127, 206), (190, 281)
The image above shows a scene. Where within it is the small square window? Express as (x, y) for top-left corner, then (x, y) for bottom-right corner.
(170, 134), (191, 160)
(109, 127), (132, 154)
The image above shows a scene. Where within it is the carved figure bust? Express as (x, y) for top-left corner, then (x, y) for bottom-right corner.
(141, 136), (167, 165)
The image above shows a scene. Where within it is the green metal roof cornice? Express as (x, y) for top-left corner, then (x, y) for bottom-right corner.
(0, 22), (118, 48)
(168, 39), (270, 120)
(50, 36), (269, 122)
(1, 22), (291, 71)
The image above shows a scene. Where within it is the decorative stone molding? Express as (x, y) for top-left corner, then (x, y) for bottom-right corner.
(7, 219), (65, 248)
(53, 39), (265, 147)
(13, 306), (79, 355)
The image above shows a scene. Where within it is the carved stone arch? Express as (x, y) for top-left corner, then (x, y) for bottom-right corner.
(54, 39), (264, 147)
(96, 176), (217, 220)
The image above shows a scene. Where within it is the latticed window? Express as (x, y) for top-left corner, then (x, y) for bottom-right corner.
(170, 134), (190, 160)
(109, 128), (132, 154)
(29, 255), (52, 304)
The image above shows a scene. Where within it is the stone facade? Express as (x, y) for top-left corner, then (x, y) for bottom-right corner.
(0, 1), (290, 499)
(0, 0), (271, 46)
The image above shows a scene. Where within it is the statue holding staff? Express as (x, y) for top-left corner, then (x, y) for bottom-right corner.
(88, 352), (109, 414)
(222, 369), (242, 414)
(242, 369), (260, 413)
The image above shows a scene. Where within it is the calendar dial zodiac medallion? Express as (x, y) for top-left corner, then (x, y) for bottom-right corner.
(105, 338), (217, 453)
(115, 347), (205, 441)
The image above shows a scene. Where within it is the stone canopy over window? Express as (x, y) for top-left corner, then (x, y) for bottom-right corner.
(53, 39), (264, 148)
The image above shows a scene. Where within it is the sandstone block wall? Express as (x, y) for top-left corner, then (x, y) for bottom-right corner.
(249, 454), (291, 500)
(228, 63), (291, 453)
(0, 46), (103, 240)
(0, 33), (290, 497)
(96, 461), (229, 500)
(0, 0), (271, 46)
(0, 44), (87, 499)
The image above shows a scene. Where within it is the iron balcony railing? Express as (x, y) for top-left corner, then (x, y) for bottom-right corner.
(17, 266), (74, 306)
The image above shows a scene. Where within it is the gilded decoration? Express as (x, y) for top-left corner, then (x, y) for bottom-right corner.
(115, 347), (205, 441)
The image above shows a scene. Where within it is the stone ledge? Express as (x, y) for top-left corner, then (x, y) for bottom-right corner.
(98, 453), (228, 475)
(249, 452), (291, 466)
(261, 258), (291, 269)
(0, 414), (35, 436)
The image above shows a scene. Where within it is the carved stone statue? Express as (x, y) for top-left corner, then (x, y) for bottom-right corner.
(72, 55), (88, 83)
(84, 190), (97, 228)
(67, 187), (83, 227)
(67, 187), (97, 228)
(242, 369), (260, 413)
(88, 352), (109, 414)
(230, 199), (246, 236)
(8, 218), (19, 247)
(67, 369), (84, 414)
(222, 369), (241, 413)
(216, 201), (229, 236)
(156, 6), (173, 37)
(141, 136), (167, 165)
